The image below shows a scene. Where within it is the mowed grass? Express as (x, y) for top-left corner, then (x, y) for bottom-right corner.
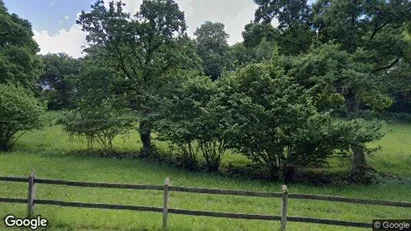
(1, 123), (411, 230)
(368, 123), (411, 176)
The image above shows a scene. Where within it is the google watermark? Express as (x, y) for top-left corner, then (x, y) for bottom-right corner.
(373, 219), (411, 231)
(3, 215), (48, 230)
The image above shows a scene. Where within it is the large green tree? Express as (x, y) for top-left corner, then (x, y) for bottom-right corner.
(39, 53), (83, 110)
(194, 21), (229, 80)
(253, 0), (411, 180)
(311, 0), (410, 178)
(253, 0), (314, 55)
(0, 0), (43, 90)
(312, 0), (411, 112)
(77, 0), (197, 157)
(0, 0), (45, 151)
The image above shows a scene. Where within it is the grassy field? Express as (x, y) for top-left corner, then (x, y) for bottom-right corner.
(1, 122), (411, 230)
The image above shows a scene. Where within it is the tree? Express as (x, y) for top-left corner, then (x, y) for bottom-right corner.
(77, 0), (191, 157)
(380, 28), (411, 113)
(242, 22), (276, 48)
(154, 73), (228, 171)
(38, 53), (82, 110)
(289, 44), (393, 115)
(214, 63), (383, 180)
(154, 74), (211, 170)
(253, 0), (411, 113)
(228, 39), (276, 69)
(194, 21), (229, 80)
(59, 67), (134, 151)
(311, 0), (410, 179)
(272, 44), (391, 181)
(0, 1), (43, 90)
(253, 0), (315, 54)
(312, 0), (411, 113)
(0, 84), (44, 151)
(384, 60), (411, 113)
(254, 0), (410, 180)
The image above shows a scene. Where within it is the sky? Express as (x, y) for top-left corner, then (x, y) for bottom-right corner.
(3, 0), (265, 58)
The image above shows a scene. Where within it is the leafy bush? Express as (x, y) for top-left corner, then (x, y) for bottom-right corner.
(214, 63), (384, 181)
(59, 104), (134, 151)
(0, 84), (44, 151)
(58, 68), (134, 151)
(154, 73), (228, 171)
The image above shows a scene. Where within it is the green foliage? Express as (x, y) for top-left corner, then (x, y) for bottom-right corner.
(228, 39), (276, 69)
(242, 22), (276, 48)
(252, 0), (410, 180)
(38, 53), (83, 110)
(253, 0), (314, 54)
(313, 0), (411, 54)
(77, 0), (197, 156)
(0, 84), (44, 151)
(214, 63), (384, 180)
(251, 0), (411, 115)
(215, 63), (322, 179)
(154, 73), (227, 171)
(383, 58), (411, 113)
(0, 3), (43, 90)
(290, 44), (394, 114)
(195, 100), (229, 172)
(194, 21), (230, 80)
(59, 68), (134, 151)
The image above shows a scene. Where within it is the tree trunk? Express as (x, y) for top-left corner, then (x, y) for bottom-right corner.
(268, 163), (281, 181)
(346, 90), (370, 183)
(0, 142), (8, 151)
(139, 120), (151, 158)
(282, 165), (296, 183)
(345, 89), (359, 118)
(351, 145), (367, 182)
(0, 137), (11, 151)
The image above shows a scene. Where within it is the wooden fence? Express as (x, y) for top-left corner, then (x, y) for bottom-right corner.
(1, 171), (411, 230)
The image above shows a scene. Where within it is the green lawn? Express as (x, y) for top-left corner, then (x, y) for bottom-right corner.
(1, 123), (411, 230)
(368, 123), (411, 176)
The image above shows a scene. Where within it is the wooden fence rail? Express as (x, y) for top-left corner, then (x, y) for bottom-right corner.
(1, 172), (411, 230)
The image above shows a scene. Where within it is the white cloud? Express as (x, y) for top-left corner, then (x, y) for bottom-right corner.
(33, 24), (87, 58)
(222, 4), (258, 45)
(64, 16), (70, 20)
(59, 20), (63, 23)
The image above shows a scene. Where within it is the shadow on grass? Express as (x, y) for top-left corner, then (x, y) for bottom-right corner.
(44, 146), (410, 187)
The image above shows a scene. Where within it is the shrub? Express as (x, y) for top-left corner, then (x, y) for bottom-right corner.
(0, 84), (44, 151)
(214, 63), (384, 181)
(58, 68), (134, 151)
(154, 73), (228, 171)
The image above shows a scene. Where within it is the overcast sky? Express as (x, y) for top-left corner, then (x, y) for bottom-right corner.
(4, 0), (262, 58)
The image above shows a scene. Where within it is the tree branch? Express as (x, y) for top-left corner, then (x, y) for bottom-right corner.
(372, 58), (400, 73)
(113, 42), (133, 80)
(367, 21), (390, 44)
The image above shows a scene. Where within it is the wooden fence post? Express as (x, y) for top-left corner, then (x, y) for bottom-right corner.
(27, 171), (36, 218)
(280, 185), (288, 231)
(163, 177), (170, 231)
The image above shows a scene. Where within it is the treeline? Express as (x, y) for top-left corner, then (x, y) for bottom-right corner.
(0, 0), (410, 183)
